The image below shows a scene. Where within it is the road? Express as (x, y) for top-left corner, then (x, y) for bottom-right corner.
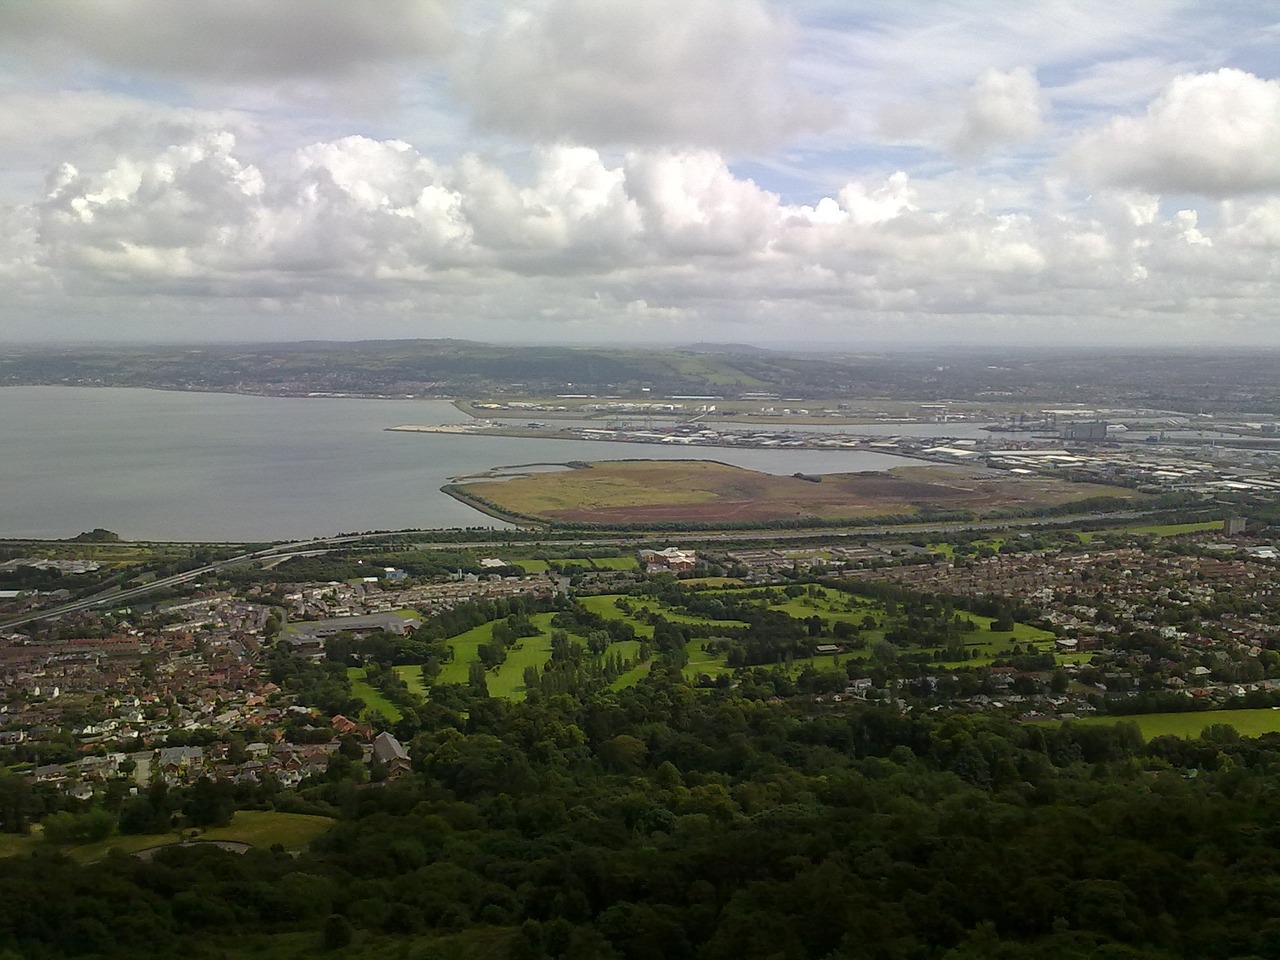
(0, 533), (387, 629)
(0, 510), (1152, 628)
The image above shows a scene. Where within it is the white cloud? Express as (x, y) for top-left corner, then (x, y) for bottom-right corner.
(458, 0), (837, 150)
(5, 2), (1280, 345)
(1070, 69), (1280, 195)
(948, 68), (1046, 158)
(22, 131), (1280, 345)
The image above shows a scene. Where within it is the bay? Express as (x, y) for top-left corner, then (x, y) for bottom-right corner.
(0, 387), (922, 541)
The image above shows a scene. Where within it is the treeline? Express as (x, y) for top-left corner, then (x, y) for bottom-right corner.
(7, 672), (1280, 957)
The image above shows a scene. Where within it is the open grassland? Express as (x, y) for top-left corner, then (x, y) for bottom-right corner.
(407, 584), (1064, 704)
(432, 612), (645, 700)
(0, 832), (33, 859)
(691, 583), (1058, 671)
(1055, 709), (1280, 740)
(393, 664), (430, 698)
(455, 459), (1143, 526)
(487, 624), (557, 698)
(0, 811), (333, 863)
(587, 555), (639, 570)
(578, 595), (656, 638)
(510, 554), (634, 573)
(659, 352), (769, 387)
(1078, 520), (1223, 542)
(347, 667), (403, 723)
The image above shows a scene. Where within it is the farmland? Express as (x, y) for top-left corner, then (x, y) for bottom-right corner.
(452, 459), (1142, 526)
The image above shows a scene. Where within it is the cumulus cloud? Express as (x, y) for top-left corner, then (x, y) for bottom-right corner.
(0, 0), (457, 81)
(1070, 69), (1280, 195)
(14, 130), (1280, 344)
(948, 67), (1046, 158)
(458, 0), (836, 150)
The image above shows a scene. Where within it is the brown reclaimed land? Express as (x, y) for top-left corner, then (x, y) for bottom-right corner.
(452, 459), (1140, 526)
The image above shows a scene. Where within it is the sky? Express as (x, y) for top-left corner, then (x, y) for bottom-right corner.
(1, 0), (1278, 348)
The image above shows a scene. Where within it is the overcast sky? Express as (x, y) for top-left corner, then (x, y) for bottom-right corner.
(2, 0), (1278, 347)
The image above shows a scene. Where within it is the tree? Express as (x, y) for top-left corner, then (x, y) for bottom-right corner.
(322, 913), (353, 950)
(468, 660), (490, 697)
(40, 808), (115, 845)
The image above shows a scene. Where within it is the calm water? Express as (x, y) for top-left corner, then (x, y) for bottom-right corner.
(1, 387), (922, 541)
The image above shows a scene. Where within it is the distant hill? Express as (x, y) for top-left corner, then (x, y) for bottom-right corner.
(3, 340), (1278, 410)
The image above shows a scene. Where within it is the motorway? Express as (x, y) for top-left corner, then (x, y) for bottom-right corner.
(1, 510), (1151, 629)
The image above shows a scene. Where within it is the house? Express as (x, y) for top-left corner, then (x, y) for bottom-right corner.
(331, 714), (373, 739)
(370, 731), (413, 778)
(156, 745), (204, 776)
(638, 547), (697, 573)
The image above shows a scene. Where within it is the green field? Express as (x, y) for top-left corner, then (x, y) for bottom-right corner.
(431, 611), (648, 700)
(488, 620), (557, 698)
(588, 556), (639, 570)
(1057, 709), (1280, 740)
(1079, 520), (1222, 542)
(347, 667), (403, 723)
(0, 810), (334, 863)
(512, 558), (550, 573)
(578, 594), (656, 638)
(392, 664), (430, 698)
(671, 584), (1059, 674)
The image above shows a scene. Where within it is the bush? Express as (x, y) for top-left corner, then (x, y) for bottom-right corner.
(323, 913), (353, 950)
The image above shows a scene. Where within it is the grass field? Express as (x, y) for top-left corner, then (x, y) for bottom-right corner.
(393, 664), (430, 698)
(588, 556), (639, 570)
(578, 595), (656, 638)
(430, 612), (647, 700)
(347, 667), (403, 723)
(512, 558), (550, 573)
(1055, 709), (1280, 740)
(454, 459), (1142, 526)
(1079, 520), (1222, 542)
(0, 811), (334, 863)
(583, 583), (1062, 679)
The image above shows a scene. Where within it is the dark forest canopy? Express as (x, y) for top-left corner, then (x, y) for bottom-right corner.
(4, 667), (1280, 959)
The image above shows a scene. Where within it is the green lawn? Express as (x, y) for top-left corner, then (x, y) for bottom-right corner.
(512, 558), (550, 573)
(1055, 708), (1280, 740)
(392, 664), (430, 697)
(1, 811), (334, 863)
(578, 594), (656, 638)
(684, 638), (734, 679)
(347, 667), (403, 723)
(0, 832), (34, 859)
(674, 584), (1060, 675)
(1079, 520), (1222, 542)
(436, 622), (501, 685)
(488, 621), (557, 698)
(589, 556), (639, 571)
(435, 612), (617, 700)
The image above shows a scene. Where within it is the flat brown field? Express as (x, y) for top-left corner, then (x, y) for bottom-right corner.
(454, 460), (1140, 525)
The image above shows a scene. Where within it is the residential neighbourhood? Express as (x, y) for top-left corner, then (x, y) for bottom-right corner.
(3, 519), (1280, 803)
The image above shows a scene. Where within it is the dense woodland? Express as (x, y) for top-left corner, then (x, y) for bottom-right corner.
(4, 664), (1280, 959)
